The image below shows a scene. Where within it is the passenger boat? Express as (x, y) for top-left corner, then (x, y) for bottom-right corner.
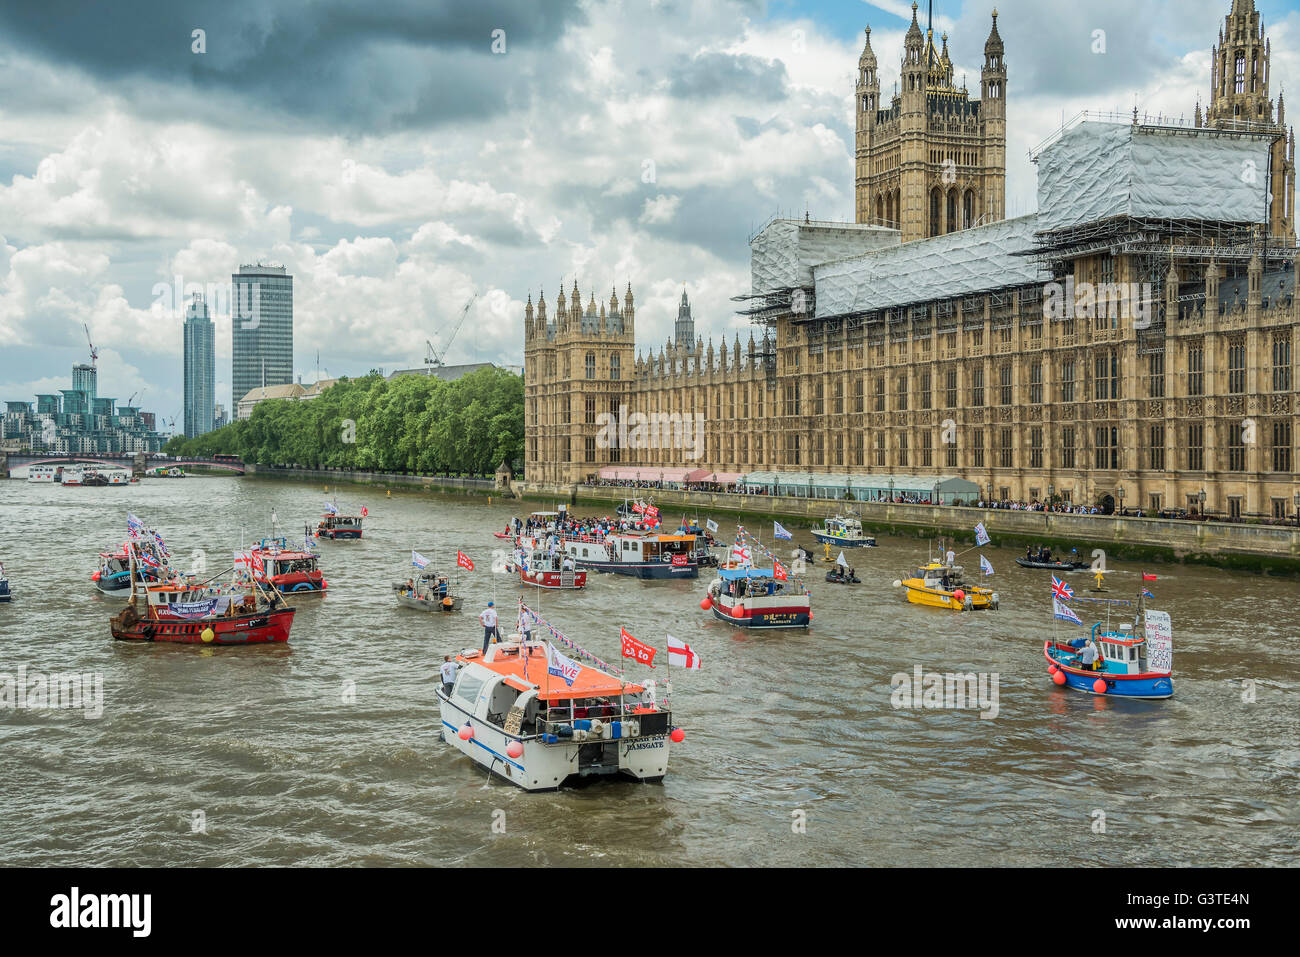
(703, 565), (811, 628)
(437, 604), (679, 790)
(393, 570), (460, 611)
(1044, 594), (1173, 698)
(899, 560), (998, 610)
(82, 469), (109, 487)
(810, 514), (876, 548)
(562, 530), (698, 579)
(508, 540), (588, 589)
(0, 562), (10, 603)
(109, 550), (294, 644)
(26, 465), (58, 483)
(316, 513), (363, 540)
(59, 465), (84, 486)
(247, 537), (327, 594)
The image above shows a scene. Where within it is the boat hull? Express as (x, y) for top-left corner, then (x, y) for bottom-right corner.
(515, 566), (587, 589)
(0, 581), (10, 603)
(811, 531), (876, 547)
(710, 598), (810, 629)
(438, 695), (670, 791)
(265, 573), (327, 594)
(318, 529), (362, 540)
(576, 558), (697, 579)
(1044, 642), (1173, 698)
(903, 582), (992, 610)
(111, 607), (295, 644)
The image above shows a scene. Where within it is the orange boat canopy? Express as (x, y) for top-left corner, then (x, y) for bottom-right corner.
(460, 644), (644, 702)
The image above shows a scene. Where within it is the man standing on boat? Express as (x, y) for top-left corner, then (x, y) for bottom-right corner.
(440, 655), (457, 698)
(479, 601), (499, 653)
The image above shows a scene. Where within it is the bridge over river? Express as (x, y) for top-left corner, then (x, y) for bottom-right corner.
(1, 452), (246, 478)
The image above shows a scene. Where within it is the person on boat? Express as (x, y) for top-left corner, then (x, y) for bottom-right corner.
(1026, 546), (1033, 561)
(440, 655), (457, 698)
(480, 601), (499, 653)
(562, 555), (574, 572)
(1078, 641), (1100, 670)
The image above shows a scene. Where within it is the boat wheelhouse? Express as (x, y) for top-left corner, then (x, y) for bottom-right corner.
(901, 561), (997, 611)
(92, 547), (165, 594)
(509, 541), (588, 589)
(438, 612), (678, 790)
(562, 530), (698, 579)
(524, 510), (563, 532)
(317, 514), (363, 540)
(26, 465), (58, 483)
(393, 570), (460, 611)
(810, 514), (876, 548)
(250, 538), (327, 594)
(704, 566), (811, 629)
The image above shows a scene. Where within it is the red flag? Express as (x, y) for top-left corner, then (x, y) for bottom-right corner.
(457, 550), (475, 571)
(773, 559), (787, 581)
(1142, 573), (1157, 582)
(361, 506), (369, 517)
(632, 502), (646, 514)
(620, 627), (656, 667)
(645, 505), (660, 521)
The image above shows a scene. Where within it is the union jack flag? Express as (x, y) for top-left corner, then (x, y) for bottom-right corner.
(1141, 588), (1154, 599)
(138, 548), (161, 569)
(1051, 576), (1074, 601)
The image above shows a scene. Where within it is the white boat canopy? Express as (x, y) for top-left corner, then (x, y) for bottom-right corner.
(739, 472), (981, 502)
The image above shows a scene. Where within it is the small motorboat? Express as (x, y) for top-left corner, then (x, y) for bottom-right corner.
(247, 537), (328, 594)
(1016, 554), (1089, 571)
(825, 567), (860, 584)
(394, 570), (461, 612)
(899, 560), (998, 611)
(810, 514), (876, 548)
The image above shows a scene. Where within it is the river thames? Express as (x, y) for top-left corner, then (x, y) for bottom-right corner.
(0, 476), (1297, 866)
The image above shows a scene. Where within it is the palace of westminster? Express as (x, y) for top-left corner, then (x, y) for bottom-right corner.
(524, 1), (1300, 520)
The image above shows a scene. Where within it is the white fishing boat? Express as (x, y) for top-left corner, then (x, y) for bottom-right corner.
(437, 603), (680, 790)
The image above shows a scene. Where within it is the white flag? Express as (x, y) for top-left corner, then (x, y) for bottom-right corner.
(705, 518), (719, 534)
(836, 550), (847, 567)
(980, 554), (994, 576)
(411, 550), (430, 569)
(547, 643), (580, 686)
(974, 522), (991, 547)
(667, 635), (701, 670)
(774, 521), (792, 541)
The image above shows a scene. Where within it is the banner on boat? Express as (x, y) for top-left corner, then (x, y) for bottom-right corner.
(456, 550), (475, 571)
(974, 522), (991, 547)
(1144, 609), (1173, 674)
(705, 518), (719, 534)
(980, 555), (994, 576)
(667, 635), (701, 670)
(1053, 597), (1082, 625)
(547, 643), (581, 687)
(160, 597), (232, 619)
(411, 550), (430, 569)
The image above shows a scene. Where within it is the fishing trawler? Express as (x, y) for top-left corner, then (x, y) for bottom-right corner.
(810, 513), (876, 548)
(898, 559), (998, 611)
(92, 546), (166, 594)
(109, 546), (294, 644)
(437, 604), (679, 790)
(317, 511), (364, 540)
(702, 565), (811, 628)
(247, 537), (327, 594)
(1044, 591), (1172, 698)
(562, 529), (698, 579)
(508, 539), (588, 589)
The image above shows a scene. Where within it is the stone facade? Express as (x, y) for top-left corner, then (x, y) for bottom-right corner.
(522, 1), (1300, 520)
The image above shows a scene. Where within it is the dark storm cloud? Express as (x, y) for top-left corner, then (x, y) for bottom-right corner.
(0, 0), (586, 132)
(667, 51), (789, 100)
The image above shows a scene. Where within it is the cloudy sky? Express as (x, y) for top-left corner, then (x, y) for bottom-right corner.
(1, 0), (1297, 428)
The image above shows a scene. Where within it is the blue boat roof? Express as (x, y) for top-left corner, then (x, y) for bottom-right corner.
(719, 566), (774, 580)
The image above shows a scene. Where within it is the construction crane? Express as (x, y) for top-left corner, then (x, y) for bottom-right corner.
(424, 294), (476, 369)
(83, 323), (98, 367)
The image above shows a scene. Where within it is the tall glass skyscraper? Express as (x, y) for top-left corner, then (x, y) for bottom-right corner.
(183, 294), (216, 438)
(71, 363), (97, 401)
(231, 264), (293, 407)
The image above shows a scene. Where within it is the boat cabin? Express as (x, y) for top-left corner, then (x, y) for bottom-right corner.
(915, 562), (968, 590)
(320, 515), (362, 531)
(824, 516), (863, 537)
(716, 566), (785, 597)
(604, 532), (695, 564)
(1090, 624), (1148, 675)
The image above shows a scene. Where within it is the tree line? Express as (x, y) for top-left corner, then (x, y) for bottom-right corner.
(164, 368), (524, 475)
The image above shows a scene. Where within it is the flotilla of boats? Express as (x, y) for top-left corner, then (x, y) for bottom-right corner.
(0, 491), (1182, 793)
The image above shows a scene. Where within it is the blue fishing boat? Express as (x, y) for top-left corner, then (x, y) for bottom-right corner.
(1044, 593), (1173, 699)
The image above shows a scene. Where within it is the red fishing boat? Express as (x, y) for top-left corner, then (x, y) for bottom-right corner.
(508, 539), (587, 589)
(109, 545), (294, 644)
(246, 537), (328, 594)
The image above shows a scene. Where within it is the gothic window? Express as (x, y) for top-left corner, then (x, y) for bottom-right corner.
(1235, 53), (1246, 94)
(1273, 336), (1291, 392)
(1146, 352), (1165, 398)
(1188, 423), (1204, 471)
(1227, 337), (1246, 394)
(1273, 420), (1293, 473)
(946, 191), (957, 234)
(963, 190), (974, 229)
(930, 189), (941, 238)
(1228, 425), (1246, 472)
(1188, 343), (1204, 396)
(610, 354), (620, 380)
(1061, 427), (1075, 469)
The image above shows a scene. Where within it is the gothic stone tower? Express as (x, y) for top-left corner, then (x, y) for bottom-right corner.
(855, 3), (1007, 242)
(523, 281), (635, 483)
(673, 288), (696, 348)
(1204, 0), (1295, 241)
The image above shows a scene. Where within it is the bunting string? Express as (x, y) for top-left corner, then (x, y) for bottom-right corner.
(518, 602), (622, 674)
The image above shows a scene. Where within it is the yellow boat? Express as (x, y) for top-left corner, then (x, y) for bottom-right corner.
(900, 561), (997, 611)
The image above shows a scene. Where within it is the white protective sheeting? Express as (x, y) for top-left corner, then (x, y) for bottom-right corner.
(1036, 122), (1272, 232)
(751, 219), (899, 295)
(812, 215), (1042, 319)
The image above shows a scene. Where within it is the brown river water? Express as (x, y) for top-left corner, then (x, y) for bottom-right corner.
(0, 476), (1297, 866)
